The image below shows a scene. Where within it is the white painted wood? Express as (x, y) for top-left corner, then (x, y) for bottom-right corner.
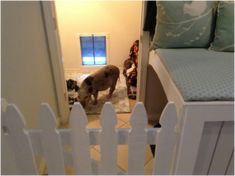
(193, 122), (222, 174)
(1, 98), (8, 112)
(153, 102), (177, 175)
(148, 51), (185, 116)
(1, 99), (20, 174)
(226, 150), (234, 175)
(28, 129), (46, 174)
(138, 2), (150, 102)
(208, 121), (234, 175)
(3, 98), (233, 175)
(2, 101), (180, 175)
(146, 128), (158, 145)
(28, 130), (43, 157)
(174, 104), (234, 174)
(69, 102), (92, 175)
(175, 107), (205, 174)
(1, 130), (20, 175)
(2, 2), (60, 128)
(41, 1), (69, 125)
(100, 102), (117, 174)
(87, 128), (100, 145)
(148, 50), (234, 174)
(128, 102), (148, 175)
(39, 103), (65, 174)
(58, 128), (158, 145)
(59, 129), (73, 167)
(5, 104), (38, 175)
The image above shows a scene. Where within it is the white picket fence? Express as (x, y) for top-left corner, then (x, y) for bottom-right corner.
(1, 101), (177, 175)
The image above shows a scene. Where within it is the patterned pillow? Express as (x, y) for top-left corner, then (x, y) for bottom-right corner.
(151, 1), (217, 49)
(209, 1), (234, 52)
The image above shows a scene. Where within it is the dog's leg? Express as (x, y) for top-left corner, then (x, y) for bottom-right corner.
(108, 80), (117, 99)
(93, 91), (98, 105)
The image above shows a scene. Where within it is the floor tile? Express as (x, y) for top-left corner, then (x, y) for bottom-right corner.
(87, 115), (126, 128)
(144, 159), (154, 175)
(90, 146), (100, 161)
(116, 113), (130, 123)
(115, 145), (154, 173)
(91, 123), (154, 173)
(68, 99), (154, 174)
(117, 145), (128, 171)
(123, 121), (154, 129)
(129, 99), (137, 110)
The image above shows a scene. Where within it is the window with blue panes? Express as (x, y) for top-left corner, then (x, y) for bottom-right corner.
(80, 35), (107, 65)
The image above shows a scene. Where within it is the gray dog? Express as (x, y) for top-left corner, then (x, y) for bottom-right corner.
(78, 65), (120, 107)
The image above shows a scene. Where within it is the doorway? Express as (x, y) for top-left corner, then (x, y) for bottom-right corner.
(53, 1), (142, 117)
(41, 2), (156, 173)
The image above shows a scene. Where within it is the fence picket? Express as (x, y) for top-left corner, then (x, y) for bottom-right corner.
(5, 104), (38, 174)
(2, 100), (179, 175)
(69, 103), (92, 175)
(128, 102), (148, 175)
(153, 102), (177, 175)
(39, 103), (65, 174)
(100, 102), (117, 174)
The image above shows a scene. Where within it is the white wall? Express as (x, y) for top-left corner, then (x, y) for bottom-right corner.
(55, 1), (142, 71)
(1, 1), (59, 128)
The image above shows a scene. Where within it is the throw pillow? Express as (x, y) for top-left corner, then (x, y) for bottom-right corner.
(151, 1), (217, 49)
(209, 1), (234, 52)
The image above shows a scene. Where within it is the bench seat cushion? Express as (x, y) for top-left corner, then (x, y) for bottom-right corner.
(155, 49), (234, 101)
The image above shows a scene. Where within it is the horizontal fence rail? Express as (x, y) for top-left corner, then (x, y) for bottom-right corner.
(1, 100), (177, 175)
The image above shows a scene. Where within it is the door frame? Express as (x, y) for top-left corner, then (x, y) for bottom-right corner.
(137, 1), (150, 103)
(40, 1), (69, 125)
(40, 1), (148, 123)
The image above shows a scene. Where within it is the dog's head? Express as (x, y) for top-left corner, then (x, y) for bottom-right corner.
(66, 79), (79, 92)
(78, 76), (93, 107)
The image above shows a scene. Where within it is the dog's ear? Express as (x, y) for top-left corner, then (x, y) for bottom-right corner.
(104, 68), (113, 78)
(88, 87), (93, 93)
(84, 76), (94, 86)
(75, 85), (79, 92)
(104, 71), (109, 78)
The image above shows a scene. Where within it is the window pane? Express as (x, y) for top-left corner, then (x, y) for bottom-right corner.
(94, 36), (106, 65)
(80, 36), (94, 65)
(83, 57), (95, 65)
(80, 35), (107, 65)
(95, 57), (106, 65)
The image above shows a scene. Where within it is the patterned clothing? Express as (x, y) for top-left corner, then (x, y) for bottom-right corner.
(123, 40), (139, 99)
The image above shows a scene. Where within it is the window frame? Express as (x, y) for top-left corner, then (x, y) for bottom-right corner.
(77, 33), (110, 67)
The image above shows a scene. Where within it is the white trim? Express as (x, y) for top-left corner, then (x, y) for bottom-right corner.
(40, 1), (69, 125)
(148, 50), (185, 116)
(76, 33), (110, 68)
(137, 1), (150, 103)
(2, 101), (178, 175)
(148, 50), (234, 174)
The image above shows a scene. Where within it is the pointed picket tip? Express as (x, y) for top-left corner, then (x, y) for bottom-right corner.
(6, 104), (26, 131)
(1, 98), (8, 112)
(5, 104), (38, 175)
(1, 99), (8, 132)
(69, 102), (88, 127)
(159, 102), (177, 129)
(39, 103), (58, 129)
(100, 102), (117, 127)
(130, 102), (148, 127)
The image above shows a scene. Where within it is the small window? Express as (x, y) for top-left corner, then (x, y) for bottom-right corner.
(79, 34), (108, 65)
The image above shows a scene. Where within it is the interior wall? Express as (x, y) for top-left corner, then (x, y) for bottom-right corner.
(1, 1), (59, 128)
(55, 1), (142, 71)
